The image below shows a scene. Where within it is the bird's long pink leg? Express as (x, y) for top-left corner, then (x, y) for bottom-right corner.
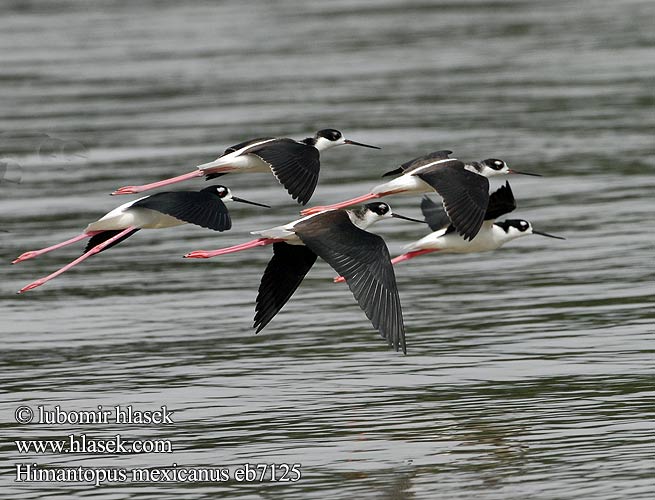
(390, 249), (439, 265)
(333, 249), (439, 283)
(300, 193), (381, 216)
(17, 227), (137, 294)
(111, 170), (203, 196)
(12, 231), (101, 264)
(184, 238), (281, 259)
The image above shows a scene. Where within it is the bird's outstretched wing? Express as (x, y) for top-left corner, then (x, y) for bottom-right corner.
(132, 191), (231, 231)
(253, 243), (318, 333)
(419, 196), (451, 231)
(416, 159), (489, 241)
(294, 211), (406, 353)
(420, 181), (516, 232)
(383, 150), (453, 177)
(484, 181), (516, 221)
(248, 139), (320, 205)
(84, 229), (141, 254)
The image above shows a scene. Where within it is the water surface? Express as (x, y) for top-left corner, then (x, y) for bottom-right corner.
(1, 1), (653, 498)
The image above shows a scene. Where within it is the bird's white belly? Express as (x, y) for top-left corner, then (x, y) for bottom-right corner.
(250, 227), (303, 244)
(242, 154), (274, 172)
(86, 207), (184, 231)
(197, 138), (277, 173)
(443, 231), (501, 253)
(200, 154), (270, 172)
(371, 174), (433, 195)
(406, 222), (502, 253)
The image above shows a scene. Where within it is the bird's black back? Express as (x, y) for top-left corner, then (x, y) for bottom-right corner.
(383, 150), (453, 177)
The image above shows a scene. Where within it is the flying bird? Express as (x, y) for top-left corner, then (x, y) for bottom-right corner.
(301, 150), (541, 240)
(111, 129), (379, 205)
(184, 202), (426, 353)
(14, 185), (269, 293)
(332, 182), (563, 281)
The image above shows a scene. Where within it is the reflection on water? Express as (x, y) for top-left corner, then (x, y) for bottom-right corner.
(1, 0), (653, 498)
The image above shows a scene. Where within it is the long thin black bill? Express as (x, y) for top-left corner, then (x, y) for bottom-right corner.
(533, 230), (565, 240)
(344, 139), (381, 149)
(392, 213), (428, 223)
(509, 169), (542, 177)
(232, 197), (271, 208)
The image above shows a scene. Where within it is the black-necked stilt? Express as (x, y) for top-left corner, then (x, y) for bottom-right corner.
(111, 129), (379, 205)
(14, 185), (269, 293)
(375, 181), (563, 268)
(302, 150), (540, 240)
(184, 202), (426, 353)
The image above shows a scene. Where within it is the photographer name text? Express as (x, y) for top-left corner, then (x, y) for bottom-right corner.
(15, 405), (173, 425)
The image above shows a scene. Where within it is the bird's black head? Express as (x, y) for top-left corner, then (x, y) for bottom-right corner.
(474, 158), (511, 178)
(202, 185), (271, 208)
(203, 184), (230, 198)
(482, 158), (508, 171)
(501, 219), (531, 233)
(365, 202), (391, 216)
(497, 218), (565, 240)
(316, 129), (343, 141)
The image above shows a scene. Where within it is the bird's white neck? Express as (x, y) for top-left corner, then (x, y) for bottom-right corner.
(492, 223), (528, 244)
(464, 163), (496, 178)
(347, 209), (381, 230)
(313, 136), (343, 152)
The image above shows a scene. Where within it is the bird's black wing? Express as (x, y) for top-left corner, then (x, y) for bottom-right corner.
(132, 191), (231, 231)
(416, 160), (489, 241)
(253, 243), (318, 333)
(205, 172), (228, 181)
(84, 229), (140, 254)
(484, 181), (516, 221)
(383, 150), (453, 177)
(248, 139), (320, 205)
(421, 180), (516, 230)
(294, 211), (406, 353)
(419, 196), (452, 231)
(419, 181), (515, 233)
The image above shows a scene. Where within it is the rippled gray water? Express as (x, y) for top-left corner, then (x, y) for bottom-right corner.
(1, 0), (653, 498)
